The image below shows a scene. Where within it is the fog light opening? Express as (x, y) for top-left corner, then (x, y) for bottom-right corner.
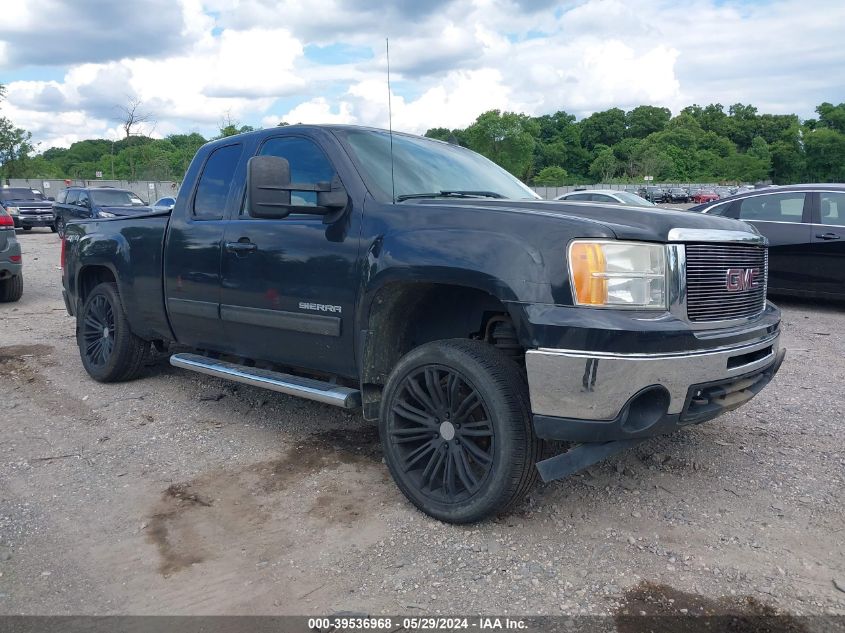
(620, 386), (670, 434)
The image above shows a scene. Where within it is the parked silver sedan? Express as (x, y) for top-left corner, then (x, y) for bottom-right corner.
(150, 196), (176, 212)
(555, 189), (657, 207)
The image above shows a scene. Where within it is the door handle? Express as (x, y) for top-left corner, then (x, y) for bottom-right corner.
(225, 240), (258, 253)
(816, 232), (841, 240)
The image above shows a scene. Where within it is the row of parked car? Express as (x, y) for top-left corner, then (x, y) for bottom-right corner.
(0, 186), (176, 235)
(638, 185), (757, 203)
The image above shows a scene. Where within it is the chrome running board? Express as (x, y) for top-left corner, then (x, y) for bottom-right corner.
(169, 353), (361, 409)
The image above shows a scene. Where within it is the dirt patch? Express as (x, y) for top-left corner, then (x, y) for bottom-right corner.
(255, 424), (382, 493)
(615, 582), (807, 633)
(0, 343), (54, 379)
(164, 483), (213, 507)
(145, 425), (384, 576)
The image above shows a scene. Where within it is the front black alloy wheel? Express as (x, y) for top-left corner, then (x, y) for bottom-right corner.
(380, 339), (540, 523)
(78, 282), (148, 382)
(390, 365), (496, 504)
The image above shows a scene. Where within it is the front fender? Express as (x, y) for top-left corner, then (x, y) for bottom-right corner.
(362, 227), (557, 308)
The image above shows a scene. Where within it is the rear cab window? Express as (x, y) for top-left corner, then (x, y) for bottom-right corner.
(193, 143), (244, 220)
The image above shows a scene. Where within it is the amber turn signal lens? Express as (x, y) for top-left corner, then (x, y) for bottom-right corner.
(570, 242), (608, 305)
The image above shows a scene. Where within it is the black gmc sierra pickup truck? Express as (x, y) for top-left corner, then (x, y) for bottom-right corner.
(61, 125), (785, 523)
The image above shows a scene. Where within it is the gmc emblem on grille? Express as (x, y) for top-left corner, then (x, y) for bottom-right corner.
(725, 267), (761, 292)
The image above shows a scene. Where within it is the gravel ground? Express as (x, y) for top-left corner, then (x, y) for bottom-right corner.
(1, 230), (843, 620)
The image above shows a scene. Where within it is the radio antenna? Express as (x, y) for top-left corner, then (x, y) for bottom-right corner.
(386, 37), (396, 203)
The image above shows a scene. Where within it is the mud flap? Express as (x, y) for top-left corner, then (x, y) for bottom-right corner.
(535, 439), (646, 483)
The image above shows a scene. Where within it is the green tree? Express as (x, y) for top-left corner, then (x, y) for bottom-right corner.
(770, 140), (805, 184)
(463, 110), (539, 179)
(815, 102), (845, 134)
(533, 165), (568, 186)
(625, 106), (671, 139)
(0, 116), (34, 178)
(580, 108), (626, 150)
(804, 127), (845, 181)
(589, 146), (619, 182)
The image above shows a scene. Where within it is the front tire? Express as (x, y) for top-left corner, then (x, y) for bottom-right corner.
(380, 339), (540, 523)
(0, 274), (23, 302)
(78, 282), (148, 382)
(55, 216), (66, 238)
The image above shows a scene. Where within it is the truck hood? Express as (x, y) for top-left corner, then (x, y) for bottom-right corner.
(416, 198), (755, 242)
(5, 200), (51, 210)
(96, 205), (153, 216)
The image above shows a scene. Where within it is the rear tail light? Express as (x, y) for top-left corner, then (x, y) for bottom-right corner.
(10, 255), (21, 263)
(0, 213), (13, 227)
(60, 236), (66, 269)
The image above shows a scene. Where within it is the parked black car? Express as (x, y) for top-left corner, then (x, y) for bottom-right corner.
(667, 187), (689, 203)
(690, 184), (845, 299)
(643, 186), (667, 202)
(0, 187), (56, 231)
(0, 206), (23, 301)
(53, 187), (151, 237)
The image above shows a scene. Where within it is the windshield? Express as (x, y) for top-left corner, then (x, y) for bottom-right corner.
(615, 192), (656, 207)
(1, 188), (45, 202)
(90, 190), (146, 207)
(337, 130), (540, 202)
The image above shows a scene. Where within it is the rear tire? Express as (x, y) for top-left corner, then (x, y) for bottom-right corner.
(50, 224), (58, 233)
(380, 339), (540, 524)
(55, 216), (66, 238)
(77, 282), (148, 382)
(0, 274), (23, 302)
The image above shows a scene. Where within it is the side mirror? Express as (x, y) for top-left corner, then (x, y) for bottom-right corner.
(247, 155), (349, 219)
(248, 155), (292, 219)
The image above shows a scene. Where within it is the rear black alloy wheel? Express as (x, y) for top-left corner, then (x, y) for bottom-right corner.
(81, 293), (115, 369)
(390, 365), (495, 504)
(78, 282), (148, 382)
(380, 339), (539, 523)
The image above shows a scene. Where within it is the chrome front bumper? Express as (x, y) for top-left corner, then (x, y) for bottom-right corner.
(526, 331), (782, 437)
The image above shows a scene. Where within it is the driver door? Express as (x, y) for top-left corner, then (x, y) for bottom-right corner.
(220, 134), (360, 377)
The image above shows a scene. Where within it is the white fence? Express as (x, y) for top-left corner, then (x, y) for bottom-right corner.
(4, 178), (180, 204)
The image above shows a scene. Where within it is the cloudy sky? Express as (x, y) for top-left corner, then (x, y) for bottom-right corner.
(1, 0), (844, 150)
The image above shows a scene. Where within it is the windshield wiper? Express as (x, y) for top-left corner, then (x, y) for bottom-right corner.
(395, 190), (506, 202)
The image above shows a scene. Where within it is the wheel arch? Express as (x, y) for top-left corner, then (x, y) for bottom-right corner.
(357, 279), (526, 419)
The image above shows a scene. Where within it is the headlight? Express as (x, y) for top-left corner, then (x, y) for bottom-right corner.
(5, 206), (19, 216)
(97, 211), (116, 218)
(568, 240), (666, 309)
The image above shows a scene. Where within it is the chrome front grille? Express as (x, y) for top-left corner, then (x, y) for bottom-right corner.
(685, 244), (767, 322)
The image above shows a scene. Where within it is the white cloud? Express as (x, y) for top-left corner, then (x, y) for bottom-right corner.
(1, 0), (844, 150)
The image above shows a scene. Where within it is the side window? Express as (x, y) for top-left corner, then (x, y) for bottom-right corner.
(193, 143), (243, 220)
(819, 192), (845, 226)
(65, 190), (79, 205)
(251, 136), (336, 210)
(56, 189), (68, 204)
(592, 194), (614, 203)
(566, 193), (591, 201)
(77, 191), (90, 207)
(706, 201), (733, 217)
(737, 193), (805, 223)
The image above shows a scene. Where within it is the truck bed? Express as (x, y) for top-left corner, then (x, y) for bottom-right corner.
(63, 212), (173, 342)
